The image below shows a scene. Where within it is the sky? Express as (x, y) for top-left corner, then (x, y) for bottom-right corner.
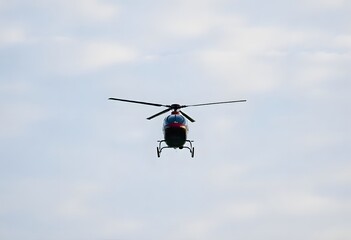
(0, 0), (350, 239)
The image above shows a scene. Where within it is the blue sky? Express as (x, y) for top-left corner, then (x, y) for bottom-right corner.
(1, 0), (350, 239)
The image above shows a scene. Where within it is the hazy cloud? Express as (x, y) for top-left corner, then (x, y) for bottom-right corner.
(0, 0), (350, 239)
(0, 25), (28, 47)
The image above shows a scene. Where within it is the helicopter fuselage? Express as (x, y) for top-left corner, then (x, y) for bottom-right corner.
(163, 112), (188, 148)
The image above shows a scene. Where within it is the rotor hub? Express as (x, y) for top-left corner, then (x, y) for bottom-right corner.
(170, 104), (181, 110)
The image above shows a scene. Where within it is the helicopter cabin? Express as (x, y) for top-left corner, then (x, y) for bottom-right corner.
(163, 114), (188, 148)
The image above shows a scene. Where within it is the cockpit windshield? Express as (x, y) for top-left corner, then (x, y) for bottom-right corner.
(164, 115), (186, 125)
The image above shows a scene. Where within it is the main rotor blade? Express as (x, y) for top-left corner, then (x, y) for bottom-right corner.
(179, 110), (195, 123)
(108, 98), (167, 107)
(147, 107), (172, 120)
(185, 100), (247, 107)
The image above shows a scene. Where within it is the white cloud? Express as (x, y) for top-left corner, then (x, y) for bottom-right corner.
(34, 0), (119, 22)
(99, 218), (145, 238)
(0, 82), (32, 95)
(197, 49), (280, 94)
(157, 0), (227, 38)
(271, 191), (341, 216)
(69, 0), (118, 21)
(161, 8), (215, 37)
(0, 0), (14, 10)
(299, 132), (345, 149)
(169, 200), (262, 240)
(331, 167), (351, 184)
(171, 216), (217, 240)
(194, 16), (350, 96)
(43, 39), (138, 74)
(208, 164), (249, 188)
(0, 26), (27, 46)
(0, 102), (46, 138)
(292, 51), (351, 97)
(57, 183), (101, 218)
(223, 202), (263, 219)
(302, 0), (348, 9)
(313, 227), (351, 240)
(78, 41), (137, 70)
(193, 18), (308, 94)
(335, 35), (351, 48)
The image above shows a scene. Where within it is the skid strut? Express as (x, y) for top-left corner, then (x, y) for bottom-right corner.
(157, 140), (194, 158)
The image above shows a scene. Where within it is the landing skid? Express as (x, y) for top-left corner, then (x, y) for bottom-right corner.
(157, 140), (194, 158)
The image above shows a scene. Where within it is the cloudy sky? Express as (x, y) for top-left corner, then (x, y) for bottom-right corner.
(1, 0), (350, 239)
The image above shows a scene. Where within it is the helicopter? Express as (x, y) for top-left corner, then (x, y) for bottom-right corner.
(108, 98), (246, 157)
